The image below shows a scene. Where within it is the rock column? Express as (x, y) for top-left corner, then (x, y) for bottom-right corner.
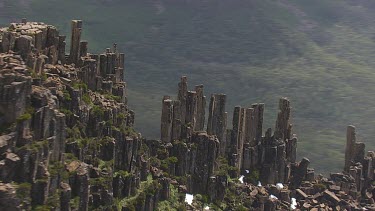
(195, 85), (206, 131)
(161, 97), (173, 143)
(69, 20), (82, 65)
(345, 125), (356, 172)
(207, 94), (227, 156)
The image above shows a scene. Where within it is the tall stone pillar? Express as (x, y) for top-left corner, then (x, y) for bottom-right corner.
(185, 91), (197, 129)
(69, 20), (82, 65)
(345, 125), (356, 172)
(79, 41), (88, 58)
(275, 98), (291, 140)
(177, 76), (188, 125)
(231, 106), (242, 155)
(58, 35), (66, 64)
(252, 103), (264, 142)
(195, 85), (206, 131)
(161, 97), (173, 143)
(207, 94), (227, 156)
(171, 101), (182, 140)
(119, 53), (125, 81)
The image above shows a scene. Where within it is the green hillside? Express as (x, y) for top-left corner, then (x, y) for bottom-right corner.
(2, 0), (375, 173)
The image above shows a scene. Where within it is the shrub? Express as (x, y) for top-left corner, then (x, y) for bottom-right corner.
(82, 93), (92, 104)
(16, 113), (32, 123)
(92, 105), (105, 117)
(63, 89), (72, 101)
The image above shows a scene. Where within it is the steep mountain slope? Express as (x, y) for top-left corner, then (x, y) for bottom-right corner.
(1, 0), (375, 173)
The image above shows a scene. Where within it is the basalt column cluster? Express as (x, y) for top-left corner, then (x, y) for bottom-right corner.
(229, 98), (300, 185)
(159, 77), (302, 194)
(0, 19), (143, 211)
(343, 126), (375, 197)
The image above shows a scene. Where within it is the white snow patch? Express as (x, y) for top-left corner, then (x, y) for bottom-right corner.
(239, 175), (244, 184)
(185, 193), (193, 205)
(291, 198), (297, 210)
(269, 194), (278, 200)
(276, 183), (284, 190)
(204, 206), (210, 210)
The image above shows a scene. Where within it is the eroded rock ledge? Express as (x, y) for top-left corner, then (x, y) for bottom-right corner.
(0, 19), (374, 211)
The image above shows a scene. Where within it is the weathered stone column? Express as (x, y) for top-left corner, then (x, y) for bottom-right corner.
(1, 31), (16, 52)
(274, 98), (291, 140)
(345, 125), (356, 172)
(119, 53), (125, 80)
(60, 182), (71, 211)
(244, 108), (255, 146)
(79, 41), (88, 58)
(286, 135), (297, 163)
(252, 103), (264, 142)
(171, 100), (182, 140)
(69, 20), (82, 64)
(289, 157), (310, 189)
(191, 132), (219, 193)
(185, 91), (197, 129)
(231, 106), (242, 155)
(195, 85), (206, 131)
(99, 54), (107, 77)
(177, 76), (188, 125)
(161, 97), (173, 143)
(58, 35), (66, 64)
(207, 94), (227, 156)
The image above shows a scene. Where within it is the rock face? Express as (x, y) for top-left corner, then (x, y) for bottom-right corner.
(1, 19), (375, 211)
(0, 19), (139, 211)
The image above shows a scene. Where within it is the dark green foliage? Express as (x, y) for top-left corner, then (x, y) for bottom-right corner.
(62, 89), (72, 101)
(313, 183), (328, 192)
(16, 106), (35, 123)
(122, 126), (137, 137)
(69, 197), (80, 210)
(104, 94), (121, 102)
(82, 93), (92, 104)
(16, 113), (32, 123)
(245, 168), (260, 185)
(46, 190), (60, 209)
(16, 182), (31, 200)
(60, 108), (73, 117)
(215, 156), (238, 177)
(33, 206), (50, 211)
(114, 170), (132, 178)
(72, 82), (88, 91)
(117, 113), (127, 121)
(92, 105), (105, 118)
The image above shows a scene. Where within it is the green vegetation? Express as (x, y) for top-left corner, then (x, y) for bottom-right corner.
(15, 182), (31, 200)
(92, 105), (105, 118)
(60, 108), (73, 117)
(313, 183), (328, 192)
(245, 168), (260, 185)
(155, 185), (185, 211)
(62, 89), (72, 101)
(16, 106), (35, 123)
(104, 94), (121, 102)
(16, 113), (32, 123)
(69, 197), (80, 210)
(215, 156), (238, 177)
(82, 93), (92, 105)
(120, 174), (160, 209)
(72, 82), (88, 91)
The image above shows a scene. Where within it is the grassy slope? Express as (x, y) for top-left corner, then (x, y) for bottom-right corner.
(2, 0), (375, 173)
